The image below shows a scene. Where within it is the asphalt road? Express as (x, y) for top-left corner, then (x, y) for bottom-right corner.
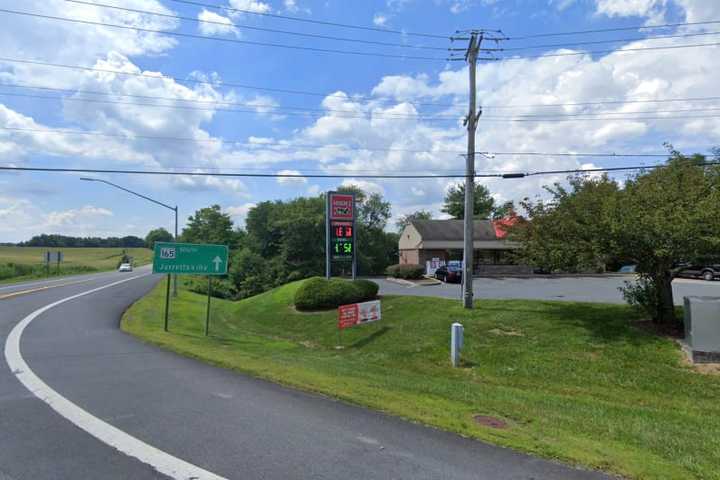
(1, 269), (609, 480)
(374, 275), (720, 304)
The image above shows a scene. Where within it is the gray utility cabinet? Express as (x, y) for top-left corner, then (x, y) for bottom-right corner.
(683, 296), (720, 363)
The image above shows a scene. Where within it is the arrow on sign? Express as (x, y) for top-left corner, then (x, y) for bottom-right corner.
(212, 256), (222, 272)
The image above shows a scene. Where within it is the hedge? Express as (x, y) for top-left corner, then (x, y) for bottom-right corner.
(385, 264), (425, 279)
(294, 277), (379, 311)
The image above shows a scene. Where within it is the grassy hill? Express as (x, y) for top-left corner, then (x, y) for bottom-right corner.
(0, 246), (152, 283)
(122, 279), (720, 480)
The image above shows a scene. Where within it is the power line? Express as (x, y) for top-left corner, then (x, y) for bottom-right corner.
(167, 0), (452, 40)
(3, 162), (718, 179)
(0, 125), (684, 158)
(0, 91), (462, 122)
(5, 90), (720, 122)
(0, 8), (448, 61)
(504, 41), (720, 60)
(6, 57), (720, 112)
(507, 19), (720, 40)
(63, 0), (449, 51)
(503, 29), (720, 51)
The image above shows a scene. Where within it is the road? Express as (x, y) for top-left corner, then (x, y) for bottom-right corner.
(374, 275), (720, 304)
(1, 269), (608, 480)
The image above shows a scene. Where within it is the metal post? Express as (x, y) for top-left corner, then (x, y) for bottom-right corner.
(325, 193), (331, 279)
(463, 33), (480, 309)
(205, 276), (212, 336)
(163, 274), (171, 332)
(451, 322), (464, 367)
(173, 206), (178, 297)
(351, 196), (357, 280)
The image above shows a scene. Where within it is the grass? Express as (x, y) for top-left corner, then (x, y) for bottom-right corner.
(122, 279), (720, 480)
(0, 246), (152, 284)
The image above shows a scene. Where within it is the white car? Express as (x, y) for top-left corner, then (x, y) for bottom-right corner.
(118, 263), (133, 272)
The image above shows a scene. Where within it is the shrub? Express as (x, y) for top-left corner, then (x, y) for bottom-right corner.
(185, 277), (238, 300)
(294, 277), (378, 311)
(354, 279), (379, 299)
(385, 263), (425, 279)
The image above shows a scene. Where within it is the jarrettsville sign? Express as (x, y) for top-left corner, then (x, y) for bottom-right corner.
(152, 242), (228, 275)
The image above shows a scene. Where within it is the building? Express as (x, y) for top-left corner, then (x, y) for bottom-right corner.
(398, 218), (530, 274)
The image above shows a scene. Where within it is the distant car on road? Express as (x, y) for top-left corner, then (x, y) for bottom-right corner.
(118, 263), (133, 272)
(435, 264), (462, 283)
(674, 264), (719, 281)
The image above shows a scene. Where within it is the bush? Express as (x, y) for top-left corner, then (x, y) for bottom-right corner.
(620, 276), (660, 319)
(294, 277), (378, 311)
(354, 279), (379, 299)
(385, 264), (425, 279)
(185, 277), (238, 300)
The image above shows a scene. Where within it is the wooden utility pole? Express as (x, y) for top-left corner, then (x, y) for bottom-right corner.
(462, 33), (482, 309)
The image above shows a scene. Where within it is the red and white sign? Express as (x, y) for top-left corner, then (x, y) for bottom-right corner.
(337, 300), (382, 330)
(329, 193), (354, 220)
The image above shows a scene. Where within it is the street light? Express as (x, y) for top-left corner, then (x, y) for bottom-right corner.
(80, 177), (179, 296)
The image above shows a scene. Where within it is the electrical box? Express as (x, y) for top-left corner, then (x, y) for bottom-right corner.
(683, 296), (720, 363)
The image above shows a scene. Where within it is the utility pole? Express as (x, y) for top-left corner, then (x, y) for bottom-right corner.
(462, 32), (481, 309)
(449, 29), (504, 309)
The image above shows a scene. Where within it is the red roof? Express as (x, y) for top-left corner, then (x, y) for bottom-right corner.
(492, 216), (518, 239)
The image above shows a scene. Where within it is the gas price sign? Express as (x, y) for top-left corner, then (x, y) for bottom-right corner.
(326, 191), (357, 275)
(331, 221), (354, 261)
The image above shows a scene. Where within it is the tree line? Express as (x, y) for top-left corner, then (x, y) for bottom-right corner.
(19, 234), (145, 248)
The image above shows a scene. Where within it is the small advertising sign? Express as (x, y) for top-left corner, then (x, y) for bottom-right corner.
(337, 300), (382, 330)
(329, 193), (354, 220)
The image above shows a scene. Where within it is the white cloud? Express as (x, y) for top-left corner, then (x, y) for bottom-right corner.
(225, 202), (256, 228)
(340, 179), (385, 196)
(228, 0), (272, 15)
(172, 175), (250, 196)
(307, 184), (321, 195)
(197, 9), (239, 37)
(276, 169), (308, 185)
(373, 14), (388, 26)
(595, 0), (667, 23)
(46, 205), (113, 227)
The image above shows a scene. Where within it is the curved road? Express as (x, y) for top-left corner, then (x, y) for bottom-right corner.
(1, 269), (608, 479)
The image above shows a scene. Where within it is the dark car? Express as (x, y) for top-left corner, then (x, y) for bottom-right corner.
(435, 264), (462, 283)
(674, 264), (720, 281)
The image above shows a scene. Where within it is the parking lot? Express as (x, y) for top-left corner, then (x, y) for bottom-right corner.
(373, 275), (720, 305)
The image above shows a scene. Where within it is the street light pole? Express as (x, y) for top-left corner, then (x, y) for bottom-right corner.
(80, 177), (179, 296)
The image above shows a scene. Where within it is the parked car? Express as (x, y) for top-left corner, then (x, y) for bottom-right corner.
(618, 265), (637, 273)
(435, 264), (462, 283)
(674, 264), (719, 281)
(118, 263), (133, 272)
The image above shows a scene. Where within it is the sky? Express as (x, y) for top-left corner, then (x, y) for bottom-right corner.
(0, 0), (719, 242)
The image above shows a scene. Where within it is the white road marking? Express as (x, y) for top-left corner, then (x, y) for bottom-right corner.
(4, 273), (228, 480)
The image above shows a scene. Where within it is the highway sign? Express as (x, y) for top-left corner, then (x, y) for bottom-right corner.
(152, 242), (228, 275)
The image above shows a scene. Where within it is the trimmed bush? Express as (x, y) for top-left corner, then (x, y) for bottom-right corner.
(294, 277), (378, 311)
(385, 264), (425, 280)
(354, 279), (379, 299)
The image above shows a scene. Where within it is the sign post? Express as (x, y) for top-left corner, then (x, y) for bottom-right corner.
(152, 242), (228, 333)
(326, 191), (356, 280)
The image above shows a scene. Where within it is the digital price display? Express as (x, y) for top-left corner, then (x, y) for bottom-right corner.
(330, 221), (354, 261)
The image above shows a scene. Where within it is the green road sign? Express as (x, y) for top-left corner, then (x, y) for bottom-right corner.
(152, 242), (228, 275)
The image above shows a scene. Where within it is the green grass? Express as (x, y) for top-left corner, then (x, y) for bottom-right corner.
(122, 279), (720, 480)
(0, 246), (152, 284)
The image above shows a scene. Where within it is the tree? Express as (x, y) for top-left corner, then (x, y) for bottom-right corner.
(395, 210), (433, 232)
(181, 205), (237, 248)
(441, 183), (495, 219)
(492, 201), (516, 220)
(337, 185), (391, 230)
(515, 148), (720, 324)
(145, 228), (173, 248)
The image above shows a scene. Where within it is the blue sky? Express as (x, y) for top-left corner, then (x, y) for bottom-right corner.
(1, 0), (719, 242)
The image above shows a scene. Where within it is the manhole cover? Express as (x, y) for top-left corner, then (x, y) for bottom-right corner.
(473, 415), (508, 429)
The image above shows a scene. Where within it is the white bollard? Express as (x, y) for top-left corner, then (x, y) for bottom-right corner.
(451, 322), (464, 367)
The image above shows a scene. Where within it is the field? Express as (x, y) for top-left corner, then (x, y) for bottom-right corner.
(0, 246), (152, 283)
(122, 279), (720, 480)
